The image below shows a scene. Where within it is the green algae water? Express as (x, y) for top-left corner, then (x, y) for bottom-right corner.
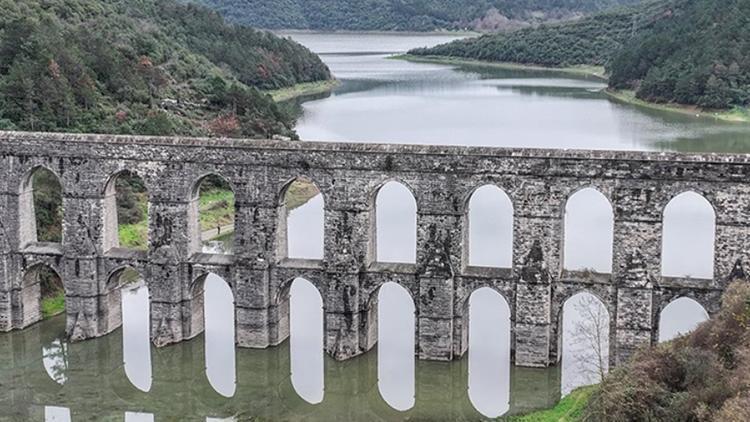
(0, 315), (561, 421)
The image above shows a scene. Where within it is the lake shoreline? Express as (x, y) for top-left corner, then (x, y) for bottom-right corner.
(604, 89), (750, 123)
(275, 29), (480, 37)
(394, 54), (608, 80)
(266, 79), (341, 103)
(396, 54), (750, 123)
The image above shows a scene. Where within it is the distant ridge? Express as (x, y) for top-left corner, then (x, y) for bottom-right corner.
(412, 0), (750, 111)
(192, 0), (643, 32)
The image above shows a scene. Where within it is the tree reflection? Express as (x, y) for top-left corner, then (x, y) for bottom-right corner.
(42, 338), (69, 385)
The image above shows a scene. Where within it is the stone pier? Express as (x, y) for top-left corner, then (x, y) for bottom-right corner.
(0, 131), (748, 367)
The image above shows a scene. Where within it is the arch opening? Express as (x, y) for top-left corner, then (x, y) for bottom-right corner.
(661, 191), (716, 279)
(373, 181), (417, 264)
(190, 273), (236, 397)
(104, 267), (143, 333)
(563, 188), (614, 273)
(120, 273), (152, 393)
(103, 171), (149, 252)
(659, 297), (709, 343)
(278, 179), (324, 260)
(466, 185), (513, 268)
(21, 264), (64, 328)
(189, 175), (235, 255)
(376, 281), (416, 411)
(287, 277), (325, 404)
(467, 287), (511, 418)
(560, 292), (610, 395)
(19, 167), (63, 247)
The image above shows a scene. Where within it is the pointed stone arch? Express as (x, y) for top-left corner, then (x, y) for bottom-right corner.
(658, 296), (709, 342)
(102, 266), (145, 335)
(102, 169), (149, 252)
(188, 173), (236, 256)
(370, 180), (418, 264)
(463, 184), (514, 269)
(562, 187), (614, 273)
(661, 191), (716, 279)
(19, 166), (64, 248)
(277, 177), (325, 261)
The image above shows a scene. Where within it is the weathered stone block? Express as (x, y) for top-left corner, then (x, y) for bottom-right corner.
(616, 288), (653, 330)
(515, 322), (551, 367)
(418, 316), (453, 361)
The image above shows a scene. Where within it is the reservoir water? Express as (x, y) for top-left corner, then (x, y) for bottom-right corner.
(0, 32), (730, 420)
(286, 32), (750, 153)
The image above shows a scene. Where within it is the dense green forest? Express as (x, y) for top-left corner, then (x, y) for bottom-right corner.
(412, 0), (750, 110)
(410, 1), (666, 66)
(608, 0), (750, 109)
(0, 0), (331, 139)
(192, 0), (642, 32)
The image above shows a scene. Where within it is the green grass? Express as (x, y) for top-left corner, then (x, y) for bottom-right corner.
(505, 386), (594, 422)
(199, 189), (236, 231)
(116, 185), (319, 247)
(118, 220), (149, 250)
(266, 80), (340, 102)
(394, 54), (607, 80)
(41, 292), (66, 320)
(605, 89), (750, 123)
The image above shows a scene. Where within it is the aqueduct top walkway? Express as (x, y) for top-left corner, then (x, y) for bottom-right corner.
(1, 131), (748, 367)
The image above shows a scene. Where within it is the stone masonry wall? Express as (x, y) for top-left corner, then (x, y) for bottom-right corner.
(0, 131), (749, 367)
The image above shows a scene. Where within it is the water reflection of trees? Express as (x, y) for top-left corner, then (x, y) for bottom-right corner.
(42, 338), (69, 385)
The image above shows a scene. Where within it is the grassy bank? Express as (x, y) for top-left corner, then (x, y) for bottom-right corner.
(116, 182), (320, 248)
(398, 55), (750, 123)
(394, 54), (607, 80)
(266, 79), (340, 102)
(41, 292), (66, 319)
(199, 189), (236, 232)
(605, 89), (750, 123)
(505, 386), (593, 422)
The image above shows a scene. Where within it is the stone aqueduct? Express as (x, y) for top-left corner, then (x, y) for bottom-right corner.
(1, 131), (749, 368)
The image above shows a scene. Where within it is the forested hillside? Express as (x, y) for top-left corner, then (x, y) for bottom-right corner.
(608, 0), (750, 109)
(192, 0), (642, 32)
(411, 0), (669, 66)
(0, 0), (331, 139)
(413, 0), (750, 110)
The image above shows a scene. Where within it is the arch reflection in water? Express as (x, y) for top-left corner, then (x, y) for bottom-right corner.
(44, 406), (70, 422)
(377, 282), (415, 411)
(468, 288), (511, 418)
(659, 298), (709, 343)
(467, 186), (513, 268)
(284, 179), (324, 259)
(122, 281), (152, 392)
(561, 293), (610, 395)
(125, 412), (155, 422)
(375, 181), (417, 263)
(563, 188), (613, 273)
(42, 337), (69, 385)
(202, 274), (237, 397)
(289, 277), (325, 404)
(662, 192), (716, 279)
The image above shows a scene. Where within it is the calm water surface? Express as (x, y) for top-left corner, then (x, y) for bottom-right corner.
(1, 32), (725, 421)
(284, 32), (750, 153)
